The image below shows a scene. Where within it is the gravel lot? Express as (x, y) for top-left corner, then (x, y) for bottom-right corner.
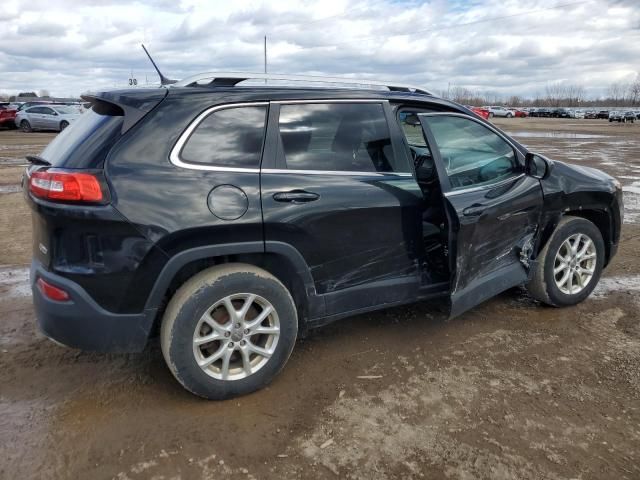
(1, 118), (639, 479)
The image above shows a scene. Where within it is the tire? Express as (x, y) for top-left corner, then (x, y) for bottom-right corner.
(489, 112), (494, 118)
(20, 120), (32, 132)
(527, 216), (605, 307)
(59, 121), (69, 131)
(506, 113), (513, 118)
(161, 263), (298, 400)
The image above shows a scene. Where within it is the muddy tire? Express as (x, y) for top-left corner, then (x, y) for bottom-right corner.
(20, 120), (32, 132)
(160, 263), (298, 400)
(527, 216), (605, 307)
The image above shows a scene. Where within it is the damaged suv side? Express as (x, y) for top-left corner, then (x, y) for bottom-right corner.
(25, 76), (623, 399)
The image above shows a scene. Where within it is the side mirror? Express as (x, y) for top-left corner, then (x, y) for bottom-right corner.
(525, 152), (549, 179)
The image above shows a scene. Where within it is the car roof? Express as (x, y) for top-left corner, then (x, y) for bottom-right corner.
(90, 85), (469, 113)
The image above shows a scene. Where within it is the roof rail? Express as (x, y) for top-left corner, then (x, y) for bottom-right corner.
(172, 72), (432, 95)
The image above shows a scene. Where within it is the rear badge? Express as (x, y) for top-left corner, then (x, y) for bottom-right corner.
(39, 243), (48, 255)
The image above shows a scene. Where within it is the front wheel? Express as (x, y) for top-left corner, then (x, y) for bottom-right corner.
(161, 263), (298, 400)
(59, 121), (69, 131)
(488, 112), (494, 118)
(506, 113), (513, 118)
(527, 216), (604, 307)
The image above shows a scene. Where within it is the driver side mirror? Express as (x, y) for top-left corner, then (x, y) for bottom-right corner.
(525, 152), (549, 179)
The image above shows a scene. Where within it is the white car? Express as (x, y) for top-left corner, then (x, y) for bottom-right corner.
(15, 105), (82, 132)
(567, 109), (584, 119)
(484, 106), (514, 118)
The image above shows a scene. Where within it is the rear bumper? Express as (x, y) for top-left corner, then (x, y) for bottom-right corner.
(31, 260), (156, 353)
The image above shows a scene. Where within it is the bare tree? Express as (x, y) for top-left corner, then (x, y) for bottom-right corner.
(38, 89), (51, 98)
(628, 75), (640, 106)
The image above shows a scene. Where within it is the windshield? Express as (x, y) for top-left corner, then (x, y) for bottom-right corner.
(52, 106), (78, 115)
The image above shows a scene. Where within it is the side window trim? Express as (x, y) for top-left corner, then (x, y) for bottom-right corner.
(419, 112), (524, 194)
(268, 99), (411, 176)
(169, 102), (269, 172)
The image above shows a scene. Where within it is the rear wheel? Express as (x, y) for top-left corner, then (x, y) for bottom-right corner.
(527, 216), (604, 307)
(59, 121), (69, 131)
(161, 264), (298, 400)
(20, 120), (32, 132)
(488, 112), (494, 118)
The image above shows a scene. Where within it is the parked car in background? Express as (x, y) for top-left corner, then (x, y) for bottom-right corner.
(584, 110), (597, 119)
(16, 101), (53, 112)
(513, 108), (529, 118)
(597, 110), (609, 119)
(623, 111), (635, 123)
(466, 106), (490, 120)
(567, 109), (584, 119)
(536, 108), (553, 118)
(15, 104), (82, 132)
(608, 111), (623, 122)
(0, 104), (17, 129)
(551, 108), (570, 118)
(484, 106), (513, 118)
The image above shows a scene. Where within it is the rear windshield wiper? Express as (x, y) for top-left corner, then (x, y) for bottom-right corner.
(26, 155), (51, 166)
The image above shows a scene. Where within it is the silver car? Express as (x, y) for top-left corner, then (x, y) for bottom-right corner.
(15, 105), (82, 132)
(484, 106), (514, 118)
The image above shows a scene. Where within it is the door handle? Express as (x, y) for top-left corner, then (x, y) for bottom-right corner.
(462, 205), (486, 217)
(273, 191), (319, 203)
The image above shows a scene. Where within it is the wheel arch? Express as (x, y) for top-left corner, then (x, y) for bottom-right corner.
(536, 208), (614, 266)
(145, 242), (322, 334)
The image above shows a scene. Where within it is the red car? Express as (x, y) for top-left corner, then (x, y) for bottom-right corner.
(514, 109), (529, 118)
(0, 105), (17, 129)
(467, 106), (490, 120)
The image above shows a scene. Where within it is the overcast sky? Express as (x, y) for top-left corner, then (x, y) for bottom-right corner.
(0, 0), (638, 99)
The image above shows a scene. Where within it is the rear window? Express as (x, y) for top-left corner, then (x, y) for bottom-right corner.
(40, 107), (123, 168)
(180, 106), (267, 169)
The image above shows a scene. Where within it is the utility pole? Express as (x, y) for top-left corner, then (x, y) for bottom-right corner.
(264, 35), (267, 84)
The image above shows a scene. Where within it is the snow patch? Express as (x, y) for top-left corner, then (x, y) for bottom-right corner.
(0, 266), (31, 299)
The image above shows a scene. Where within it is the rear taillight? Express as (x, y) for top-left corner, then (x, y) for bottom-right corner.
(36, 278), (70, 302)
(29, 170), (106, 203)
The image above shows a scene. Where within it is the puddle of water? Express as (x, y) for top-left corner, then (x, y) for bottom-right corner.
(0, 266), (31, 299)
(0, 185), (21, 194)
(508, 131), (608, 139)
(592, 275), (640, 298)
(623, 181), (640, 195)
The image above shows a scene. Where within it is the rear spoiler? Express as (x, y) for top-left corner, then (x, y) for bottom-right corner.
(81, 88), (168, 134)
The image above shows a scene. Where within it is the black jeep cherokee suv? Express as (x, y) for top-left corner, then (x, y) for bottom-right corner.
(24, 75), (623, 399)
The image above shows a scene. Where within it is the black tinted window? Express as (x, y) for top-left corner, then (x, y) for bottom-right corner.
(28, 107), (45, 114)
(181, 106), (267, 168)
(40, 108), (123, 168)
(278, 103), (404, 172)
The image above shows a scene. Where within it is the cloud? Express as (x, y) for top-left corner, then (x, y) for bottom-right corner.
(0, 0), (638, 99)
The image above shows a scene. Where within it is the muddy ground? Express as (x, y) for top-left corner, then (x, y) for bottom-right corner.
(1, 118), (639, 480)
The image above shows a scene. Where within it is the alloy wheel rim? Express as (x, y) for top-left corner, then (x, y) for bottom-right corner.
(553, 233), (597, 295)
(192, 293), (280, 381)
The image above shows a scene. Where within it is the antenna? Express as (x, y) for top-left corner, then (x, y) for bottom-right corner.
(141, 44), (177, 86)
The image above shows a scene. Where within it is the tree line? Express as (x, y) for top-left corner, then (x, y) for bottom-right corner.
(440, 77), (640, 108)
